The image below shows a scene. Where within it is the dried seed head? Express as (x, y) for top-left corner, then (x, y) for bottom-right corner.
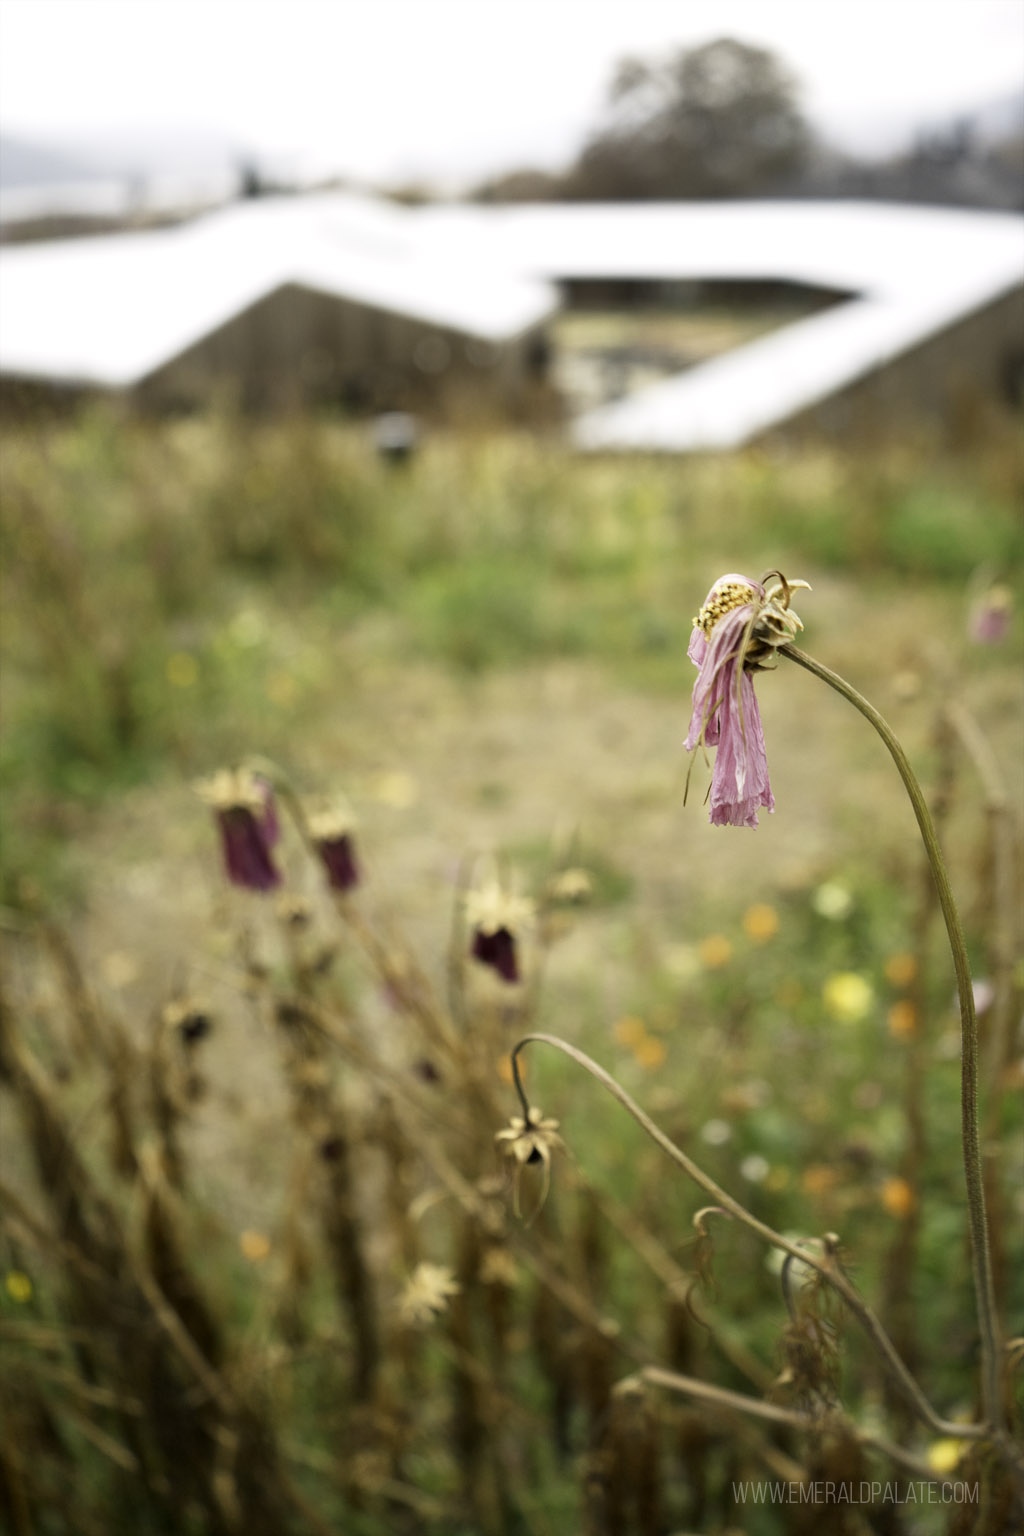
(399, 1262), (461, 1327)
(496, 1106), (564, 1221)
(162, 997), (213, 1045)
(545, 867), (593, 904)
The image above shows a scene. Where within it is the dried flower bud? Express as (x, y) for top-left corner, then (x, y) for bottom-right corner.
(196, 768), (281, 891)
(162, 997), (213, 1045)
(308, 804), (360, 893)
(465, 881), (535, 984)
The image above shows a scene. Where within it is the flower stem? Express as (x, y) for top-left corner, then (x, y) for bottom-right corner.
(780, 643), (1002, 1434)
(510, 1032), (981, 1439)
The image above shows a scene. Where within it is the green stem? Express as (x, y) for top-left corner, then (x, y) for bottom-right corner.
(780, 643), (1002, 1434)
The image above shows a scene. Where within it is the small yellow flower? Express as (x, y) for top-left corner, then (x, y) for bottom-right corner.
(881, 1176), (915, 1220)
(699, 934), (732, 969)
(240, 1230), (271, 1262)
(166, 652), (198, 688)
(743, 903), (779, 942)
(813, 882), (853, 921)
(822, 972), (874, 1023)
(546, 867), (592, 904)
(370, 770), (419, 808)
(802, 1164), (839, 1196)
(633, 1035), (667, 1071)
(4, 1270), (33, 1304)
(888, 1001), (918, 1039)
(927, 1438), (969, 1476)
(614, 1015), (647, 1048)
(884, 952), (918, 988)
(497, 1056), (528, 1093)
(661, 943), (701, 982)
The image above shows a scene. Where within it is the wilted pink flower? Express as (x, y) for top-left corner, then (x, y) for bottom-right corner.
(307, 804), (360, 893)
(685, 572), (808, 828)
(197, 769), (282, 891)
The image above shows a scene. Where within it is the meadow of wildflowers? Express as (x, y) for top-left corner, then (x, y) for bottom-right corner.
(0, 411), (1021, 1534)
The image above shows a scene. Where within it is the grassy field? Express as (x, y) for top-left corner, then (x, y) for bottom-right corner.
(0, 410), (1022, 1534)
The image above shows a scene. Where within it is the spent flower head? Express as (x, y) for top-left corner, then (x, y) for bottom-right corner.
(307, 802), (361, 893)
(399, 1262), (461, 1327)
(465, 880), (535, 984)
(496, 1105), (563, 1220)
(685, 571), (809, 828)
(196, 767), (282, 891)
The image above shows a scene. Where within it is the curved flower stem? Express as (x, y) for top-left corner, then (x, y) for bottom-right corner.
(780, 643), (1002, 1435)
(510, 1032), (984, 1440)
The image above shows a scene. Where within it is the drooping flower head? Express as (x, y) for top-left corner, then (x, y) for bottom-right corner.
(465, 880), (535, 984)
(685, 572), (808, 828)
(495, 1105), (564, 1220)
(307, 803), (361, 893)
(196, 767), (282, 891)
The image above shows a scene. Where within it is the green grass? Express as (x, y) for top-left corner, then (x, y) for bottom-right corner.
(3, 409), (1020, 908)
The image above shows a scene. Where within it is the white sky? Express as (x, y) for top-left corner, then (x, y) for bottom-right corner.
(1, 0), (1022, 185)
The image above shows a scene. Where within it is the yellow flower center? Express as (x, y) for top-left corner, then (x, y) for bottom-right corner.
(693, 581), (758, 636)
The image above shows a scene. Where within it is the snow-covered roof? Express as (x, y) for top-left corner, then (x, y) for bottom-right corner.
(411, 200), (1024, 450)
(0, 192), (557, 389)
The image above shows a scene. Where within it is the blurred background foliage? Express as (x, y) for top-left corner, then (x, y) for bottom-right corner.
(2, 407), (1021, 905)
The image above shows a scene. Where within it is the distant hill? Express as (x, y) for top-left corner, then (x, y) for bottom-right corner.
(0, 133), (97, 186)
(0, 125), (251, 189)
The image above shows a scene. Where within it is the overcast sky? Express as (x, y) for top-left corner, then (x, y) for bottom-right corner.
(1, 0), (1022, 186)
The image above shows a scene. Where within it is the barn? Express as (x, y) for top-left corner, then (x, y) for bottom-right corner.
(0, 193), (557, 418)
(1, 194), (1021, 444)
(410, 200), (1024, 449)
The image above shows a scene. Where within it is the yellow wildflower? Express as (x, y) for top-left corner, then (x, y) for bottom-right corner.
(881, 1177), (915, 1220)
(699, 934), (732, 969)
(822, 972), (874, 1023)
(743, 903), (779, 942)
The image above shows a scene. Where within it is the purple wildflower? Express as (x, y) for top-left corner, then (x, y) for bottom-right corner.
(197, 769), (282, 891)
(685, 572), (808, 828)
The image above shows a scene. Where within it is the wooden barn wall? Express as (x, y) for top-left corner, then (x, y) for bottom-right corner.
(762, 286), (1024, 445)
(134, 283), (544, 418)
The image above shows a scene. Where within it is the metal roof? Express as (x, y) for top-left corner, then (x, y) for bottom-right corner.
(0, 192), (557, 389)
(412, 200), (1024, 449)
(1, 196), (1020, 443)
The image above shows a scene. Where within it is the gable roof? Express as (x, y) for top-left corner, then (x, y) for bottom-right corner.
(0, 193), (557, 389)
